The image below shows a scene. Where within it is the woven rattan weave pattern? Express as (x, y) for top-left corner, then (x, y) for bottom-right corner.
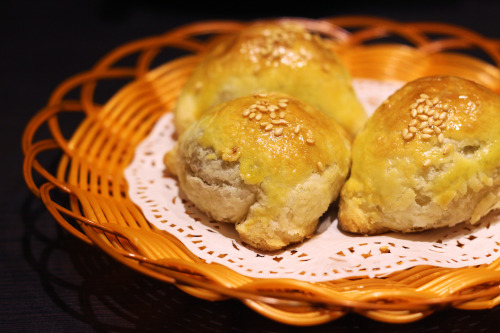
(22, 16), (500, 325)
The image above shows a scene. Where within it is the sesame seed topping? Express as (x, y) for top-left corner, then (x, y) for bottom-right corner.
(278, 102), (288, 108)
(260, 122), (269, 127)
(294, 125), (301, 134)
(265, 124), (273, 131)
(402, 93), (449, 143)
(255, 113), (262, 121)
(317, 161), (325, 172)
(274, 127), (283, 136)
(423, 159), (432, 167)
(269, 112), (277, 119)
(279, 111), (286, 118)
(248, 112), (256, 119)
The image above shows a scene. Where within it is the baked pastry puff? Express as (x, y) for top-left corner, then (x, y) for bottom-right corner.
(173, 20), (366, 138)
(165, 92), (351, 251)
(339, 75), (500, 235)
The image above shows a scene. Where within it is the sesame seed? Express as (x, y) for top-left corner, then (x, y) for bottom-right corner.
(417, 105), (424, 113)
(402, 128), (409, 136)
(421, 134), (432, 140)
(443, 144), (453, 155)
(294, 125), (301, 134)
(411, 109), (417, 118)
(434, 119), (444, 126)
(409, 126), (417, 133)
(268, 105), (278, 112)
(248, 112), (256, 119)
(434, 126), (442, 134)
(410, 103), (418, 109)
(279, 99), (289, 104)
(270, 112), (277, 119)
(439, 112), (447, 120)
(423, 159), (432, 167)
(404, 132), (414, 140)
(256, 93), (268, 98)
(257, 105), (268, 112)
(271, 119), (282, 125)
(306, 138), (315, 144)
(420, 93), (429, 99)
(432, 97), (440, 105)
(426, 109), (435, 116)
(438, 133), (444, 143)
(409, 119), (418, 127)
(265, 124), (273, 131)
(417, 98), (425, 103)
(278, 102), (287, 108)
(443, 103), (450, 110)
(422, 128), (434, 134)
(419, 121), (429, 129)
(317, 161), (325, 172)
(274, 127), (283, 136)
(418, 114), (429, 121)
(242, 109), (251, 117)
(255, 113), (262, 121)
(279, 111), (286, 118)
(260, 122), (269, 127)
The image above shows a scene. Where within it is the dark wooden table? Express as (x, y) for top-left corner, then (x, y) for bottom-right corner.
(3, 1), (500, 331)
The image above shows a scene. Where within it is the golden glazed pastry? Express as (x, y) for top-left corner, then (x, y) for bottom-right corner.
(166, 92), (351, 251)
(173, 20), (366, 138)
(339, 75), (500, 235)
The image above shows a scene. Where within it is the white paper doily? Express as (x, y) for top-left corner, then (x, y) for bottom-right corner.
(124, 78), (500, 282)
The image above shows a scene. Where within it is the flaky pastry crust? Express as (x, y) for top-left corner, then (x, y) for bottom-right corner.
(339, 76), (500, 235)
(167, 92), (351, 251)
(173, 20), (366, 138)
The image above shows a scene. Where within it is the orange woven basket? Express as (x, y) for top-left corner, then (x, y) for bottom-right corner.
(22, 16), (500, 325)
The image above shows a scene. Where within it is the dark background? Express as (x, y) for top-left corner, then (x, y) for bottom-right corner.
(2, 0), (500, 332)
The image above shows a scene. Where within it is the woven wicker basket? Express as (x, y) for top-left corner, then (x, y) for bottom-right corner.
(22, 16), (500, 325)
